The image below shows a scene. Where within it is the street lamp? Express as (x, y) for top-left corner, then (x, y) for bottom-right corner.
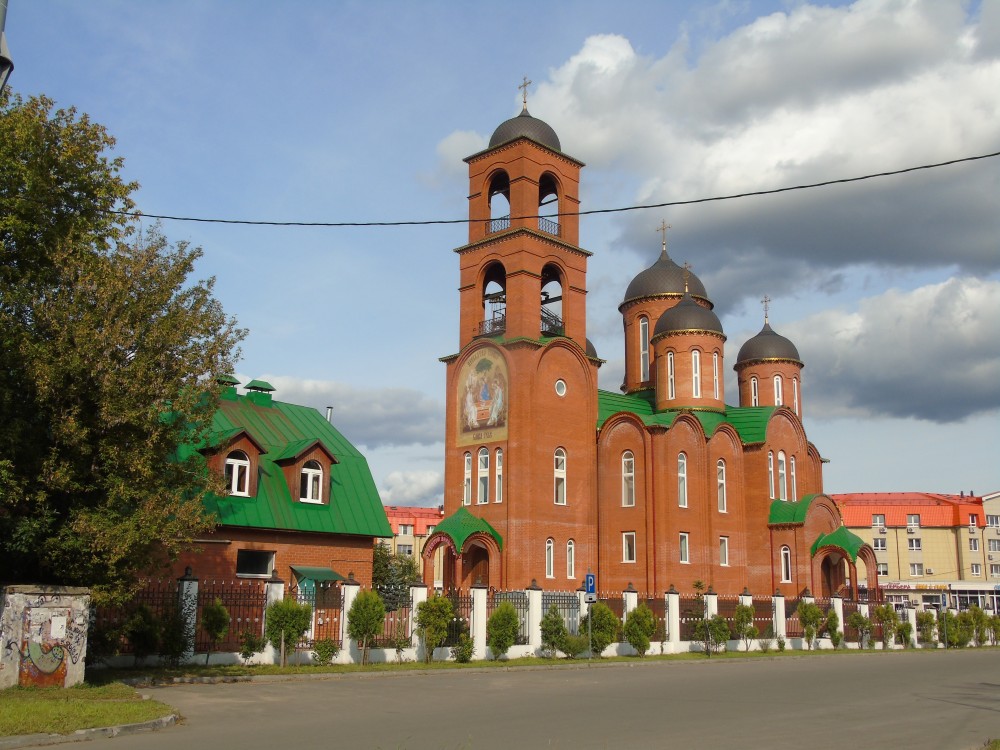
(0, 0), (13, 94)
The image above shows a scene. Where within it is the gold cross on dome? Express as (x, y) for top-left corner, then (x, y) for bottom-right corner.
(682, 261), (692, 293)
(656, 220), (671, 252)
(761, 295), (771, 323)
(519, 76), (532, 108)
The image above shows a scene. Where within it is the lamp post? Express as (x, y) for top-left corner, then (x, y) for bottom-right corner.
(0, 0), (13, 94)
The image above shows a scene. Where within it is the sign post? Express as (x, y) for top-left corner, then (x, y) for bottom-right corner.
(585, 571), (596, 659)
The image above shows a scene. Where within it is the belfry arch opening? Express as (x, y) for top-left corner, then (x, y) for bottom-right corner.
(541, 263), (564, 337)
(538, 172), (560, 237)
(481, 262), (506, 336)
(488, 170), (510, 233)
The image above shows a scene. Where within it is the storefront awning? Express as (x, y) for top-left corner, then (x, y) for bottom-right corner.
(290, 565), (345, 583)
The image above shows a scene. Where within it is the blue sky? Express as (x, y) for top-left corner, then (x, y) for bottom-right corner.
(6, 0), (999, 504)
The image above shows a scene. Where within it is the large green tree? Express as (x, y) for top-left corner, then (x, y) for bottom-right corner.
(0, 92), (244, 603)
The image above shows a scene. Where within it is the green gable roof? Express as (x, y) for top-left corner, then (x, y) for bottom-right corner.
(189, 393), (391, 539)
(434, 507), (503, 551)
(768, 494), (821, 525)
(810, 526), (866, 563)
(596, 389), (774, 444)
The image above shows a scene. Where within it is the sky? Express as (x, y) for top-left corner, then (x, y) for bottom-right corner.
(6, 0), (999, 505)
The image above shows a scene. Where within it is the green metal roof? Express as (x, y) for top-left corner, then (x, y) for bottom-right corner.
(810, 526), (866, 563)
(290, 565), (345, 583)
(185, 393), (392, 539)
(596, 390), (774, 444)
(768, 494), (820, 525)
(244, 379), (275, 391)
(434, 507), (503, 551)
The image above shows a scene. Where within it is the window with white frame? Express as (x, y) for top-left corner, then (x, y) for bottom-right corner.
(872, 514), (885, 528)
(717, 459), (727, 513)
(971, 563), (982, 577)
(989, 539), (1000, 553)
(777, 451), (788, 502)
(873, 537), (887, 551)
(790, 456), (797, 502)
(793, 377), (799, 415)
(768, 451), (775, 499)
(780, 546), (792, 582)
(679, 532), (690, 564)
(477, 447), (489, 504)
(397, 544), (413, 556)
(495, 449), (503, 503)
(639, 316), (650, 381)
(907, 514), (920, 530)
(773, 375), (783, 406)
(463, 452), (472, 505)
(622, 451), (635, 507)
(667, 352), (676, 399)
(713, 352), (720, 399)
(299, 460), (323, 503)
(970, 538), (980, 551)
(719, 536), (729, 567)
(751, 376), (759, 406)
(545, 538), (554, 578)
(566, 539), (575, 579)
(236, 549), (275, 578)
(692, 350), (701, 398)
(225, 450), (251, 496)
(554, 448), (567, 505)
(910, 563), (924, 576)
(969, 514), (979, 529)
(677, 452), (688, 508)
(399, 524), (413, 536)
(992, 564), (1000, 578)
(988, 515), (1000, 528)
(908, 537), (922, 551)
(426, 525), (436, 535)
(623, 532), (637, 563)
(876, 563), (889, 576)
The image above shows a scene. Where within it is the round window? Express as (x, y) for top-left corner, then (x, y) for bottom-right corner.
(554, 379), (567, 397)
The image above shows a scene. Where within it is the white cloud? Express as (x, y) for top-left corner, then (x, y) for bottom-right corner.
(380, 470), (444, 507)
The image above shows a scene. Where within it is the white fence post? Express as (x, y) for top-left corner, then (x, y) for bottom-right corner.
(666, 585), (680, 650)
(526, 580), (542, 654)
(341, 574), (360, 661)
(263, 571), (285, 665)
(773, 590), (786, 641)
(623, 583), (638, 620)
(831, 595), (845, 637)
(176, 567), (199, 664)
(704, 586), (718, 618)
(472, 583), (487, 660)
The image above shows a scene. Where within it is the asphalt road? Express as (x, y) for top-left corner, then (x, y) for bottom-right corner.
(81, 650), (1000, 749)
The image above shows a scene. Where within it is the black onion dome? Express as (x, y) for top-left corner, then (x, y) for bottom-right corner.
(622, 248), (709, 306)
(585, 338), (598, 358)
(653, 294), (724, 337)
(489, 107), (561, 152)
(736, 322), (801, 364)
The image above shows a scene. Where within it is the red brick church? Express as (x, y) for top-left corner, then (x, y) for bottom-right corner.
(423, 100), (877, 599)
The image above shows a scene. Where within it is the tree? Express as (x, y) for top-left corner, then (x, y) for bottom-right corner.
(870, 604), (900, 650)
(798, 602), (826, 651)
(415, 594), (453, 663)
(372, 543), (421, 611)
(846, 611), (872, 649)
(916, 610), (937, 646)
(826, 610), (842, 649)
(623, 603), (657, 657)
(265, 598), (312, 667)
(540, 603), (569, 657)
(347, 589), (386, 666)
(0, 93), (245, 604)
(580, 602), (620, 657)
(966, 605), (989, 647)
(693, 615), (731, 657)
(201, 599), (230, 665)
(486, 601), (520, 660)
(733, 603), (759, 653)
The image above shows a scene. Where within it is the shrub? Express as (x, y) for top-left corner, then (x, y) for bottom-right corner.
(391, 629), (411, 663)
(265, 598), (312, 667)
(158, 607), (190, 667)
(311, 638), (340, 666)
(846, 612), (872, 648)
(989, 614), (1000, 646)
(937, 610), (971, 649)
(798, 602), (825, 650)
(896, 621), (913, 649)
(540, 603), (568, 657)
(733, 604), (758, 653)
(623, 603), (657, 657)
(486, 601), (520, 660)
(579, 602), (620, 657)
(916, 611), (937, 646)
(826, 610), (841, 649)
(968, 605), (989, 647)
(693, 614), (730, 657)
(124, 605), (161, 667)
(562, 633), (590, 659)
(451, 633), (475, 663)
(347, 589), (386, 666)
(416, 595), (453, 663)
(239, 629), (265, 665)
(870, 604), (900, 649)
(757, 624), (774, 654)
(201, 599), (230, 665)
(776, 635), (786, 652)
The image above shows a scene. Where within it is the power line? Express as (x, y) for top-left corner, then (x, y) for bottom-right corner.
(83, 148), (1000, 228)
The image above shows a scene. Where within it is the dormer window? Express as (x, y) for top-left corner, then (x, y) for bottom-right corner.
(300, 460), (323, 503)
(225, 451), (251, 496)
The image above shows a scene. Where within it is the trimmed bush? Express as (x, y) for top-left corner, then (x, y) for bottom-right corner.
(623, 603), (657, 657)
(486, 601), (520, 660)
(451, 633), (474, 662)
(347, 589), (386, 666)
(540, 603), (568, 657)
(201, 599), (230, 665)
(416, 595), (453, 663)
(562, 633), (590, 659)
(579, 602), (619, 657)
(265, 598), (312, 667)
(311, 638), (340, 666)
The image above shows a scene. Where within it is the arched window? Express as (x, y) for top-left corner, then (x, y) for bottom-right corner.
(717, 459), (727, 513)
(300, 460), (323, 503)
(554, 448), (567, 505)
(463, 452), (472, 505)
(667, 352), (676, 399)
(495, 448), (503, 503)
(781, 546), (792, 582)
(790, 456), (797, 502)
(751, 376), (759, 406)
(793, 378), (800, 416)
(692, 350), (701, 398)
(768, 451), (775, 499)
(566, 540), (576, 579)
(538, 172), (560, 236)
(545, 538), (555, 578)
(677, 453), (688, 508)
(774, 375), (783, 406)
(225, 450), (250, 496)
(777, 451), (787, 501)
(713, 352), (720, 399)
(488, 170), (510, 230)
(639, 317), (650, 382)
(477, 447), (489, 504)
(622, 451), (635, 507)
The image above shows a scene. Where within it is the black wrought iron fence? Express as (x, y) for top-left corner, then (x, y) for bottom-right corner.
(195, 579), (267, 652)
(492, 590), (530, 643)
(443, 590), (473, 647)
(642, 596), (667, 642)
(542, 591), (580, 636)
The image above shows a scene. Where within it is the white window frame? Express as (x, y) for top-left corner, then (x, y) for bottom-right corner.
(988, 515), (1000, 528)
(554, 448), (567, 505)
(399, 524), (414, 536)
(477, 447), (489, 504)
(988, 539), (1000, 553)
(463, 452), (472, 505)
(768, 451), (775, 499)
(773, 375), (783, 406)
(225, 450), (251, 496)
(780, 546), (792, 582)
(777, 451), (787, 502)
(622, 451), (635, 507)
(876, 563), (889, 577)
(907, 514), (920, 530)
(623, 532), (637, 564)
(910, 563), (924, 577)
(639, 316), (650, 382)
(969, 514), (979, 530)
(907, 537), (922, 551)
(299, 460), (323, 503)
(545, 538), (554, 578)
(751, 376), (759, 406)
(970, 538), (980, 552)
(719, 536), (729, 567)
(713, 352), (720, 399)
(872, 514), (885, 528)
(677, 452), (688, 508)
(692, 350), (701, 398)
(873, 537), (887, 551)
(716, 459), (727, 513)
(495, 448), (503, 503)
(971, 563), (982, 577)
(667, 352), (676, 399)
(566, 539), (576, 579)
(679, 532), (690, 564)
(793, 377), (799, 415)
(992, 564), (1000, 579)
(790, 456), (797, 502)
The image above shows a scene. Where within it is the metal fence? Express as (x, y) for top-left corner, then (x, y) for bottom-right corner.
(443, 590), (474, 647)
(542, 591), (580, 636)
(716, 595), (740, 630)
(641, 596), (667, 642)
(291, 582), (343, 647)
(784, 597), (803, 638)
(90, 580), (181, 656)
(195, 579), (267, 652)
(491, 590), (530, 643)
(678, 594), (704, 641)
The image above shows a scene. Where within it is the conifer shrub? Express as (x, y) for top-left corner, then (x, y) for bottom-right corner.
(540, 603), (568, 657)
(486, 601), (520, 660)
(623, 603), (657, 657)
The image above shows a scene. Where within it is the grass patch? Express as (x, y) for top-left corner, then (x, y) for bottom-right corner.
(0, 682), (174, 737)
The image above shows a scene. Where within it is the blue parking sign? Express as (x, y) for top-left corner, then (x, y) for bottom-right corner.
(585, 573), (596, 594)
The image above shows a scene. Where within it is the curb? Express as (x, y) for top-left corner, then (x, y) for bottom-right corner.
(0, 715), (177, 749)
